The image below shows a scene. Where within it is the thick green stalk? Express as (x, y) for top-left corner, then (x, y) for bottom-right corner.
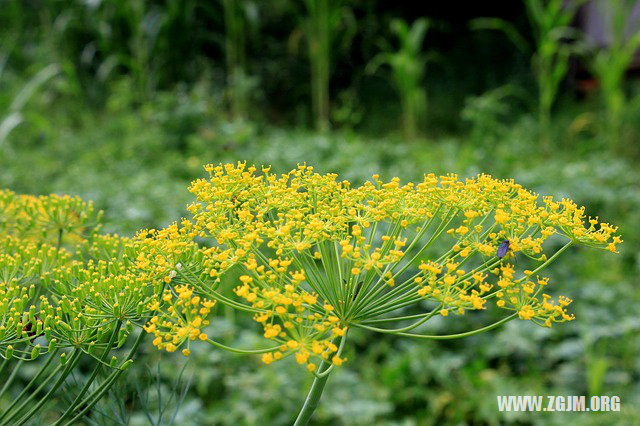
(293, 333), (345, 425)
(293, 362), (332, 426)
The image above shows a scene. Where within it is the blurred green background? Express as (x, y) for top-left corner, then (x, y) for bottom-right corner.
(1, 0), (639, 424)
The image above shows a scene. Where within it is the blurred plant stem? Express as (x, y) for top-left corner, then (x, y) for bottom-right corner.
(525, 0), (582, 154)
(589, 0), (640, 151)
(305, 0), (332, 132)
(224, 0), (248, 121)
(367, 18), (430, 139)
(472, 0), (581, 154)
(0, 63), (59, 148)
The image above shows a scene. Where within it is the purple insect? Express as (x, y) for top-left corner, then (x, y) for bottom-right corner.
(497, 240), (510, 258)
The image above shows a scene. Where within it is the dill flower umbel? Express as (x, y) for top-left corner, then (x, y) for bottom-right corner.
(144, 285), (215, 356)
(138, 162), (621, 372)
(0, 190), (159, 425)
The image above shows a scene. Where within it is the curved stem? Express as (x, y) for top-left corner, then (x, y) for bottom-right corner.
(526, 240), (574, 279)
(312, 333), (347, 379)
(361, 309), (440, 324)
(351, 313), (518, 339)
(293, 333), (346, 425)
(177, 267), (263, 313)
(205, 338), (280, 355)
(0, 357), (9, 377)
(354, 304), (442, 333)
(0, 359), (22, 400)
(293, 367), (330, 426)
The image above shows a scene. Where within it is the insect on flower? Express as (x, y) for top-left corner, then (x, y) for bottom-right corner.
(497, 240), (510, 258)
(350, 280), (364, 302)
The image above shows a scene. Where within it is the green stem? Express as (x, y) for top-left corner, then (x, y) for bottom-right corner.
(293, 333), (345, 425)
(0, 350), (59, 423)
(526, 240), (573, 279)
(293, 363), (332, 426)
(312, 332), (347, 379)
(352, 313), (518, 339)
(56, 228), (64, 251)
(53, 321), (122, 425)
(0, 359), (22, 400)
(12, 349), (82, 426)
(0, 357), (9, 377)
(177, 267), (262, 313)
(61, 330), (146, 425)
(205, 338), (280, 355)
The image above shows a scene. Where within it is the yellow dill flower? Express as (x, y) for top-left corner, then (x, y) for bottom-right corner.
(144, 285), (216, 354)
(120, 163), (621, 373)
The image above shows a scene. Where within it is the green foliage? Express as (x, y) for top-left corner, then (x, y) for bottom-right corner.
(472, 0), (583, 151)
(224, 0), (261, 121)
(367, 18), (431, 139)
(0, 63), (59, 147)
(302, 0), (355, 131)
(525, 0), (584, 151)
(588, 0), (640, 150)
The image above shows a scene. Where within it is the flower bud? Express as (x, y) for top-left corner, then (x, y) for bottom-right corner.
(117, 330), (127, 348)
(31, 344), (41, 360)
(57, 321), (72, 333)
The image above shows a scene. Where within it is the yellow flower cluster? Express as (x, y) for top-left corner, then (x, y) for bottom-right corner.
(0, 189), (102, 244)
(234, 264), (347, 371)
(144, 285), (216, 356)
(134, 162), (619, 370)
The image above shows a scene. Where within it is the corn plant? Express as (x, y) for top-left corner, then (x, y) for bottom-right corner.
(588, 0), (640, 150)
(223, 0), (256, 121)
(472, 0), (583, 152)
(302, 0), (354, 132)
(367, 18), (431, 139)
(1, 163), (622, 424)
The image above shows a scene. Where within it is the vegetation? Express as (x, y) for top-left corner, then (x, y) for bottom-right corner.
(1, 1), (639, 425)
